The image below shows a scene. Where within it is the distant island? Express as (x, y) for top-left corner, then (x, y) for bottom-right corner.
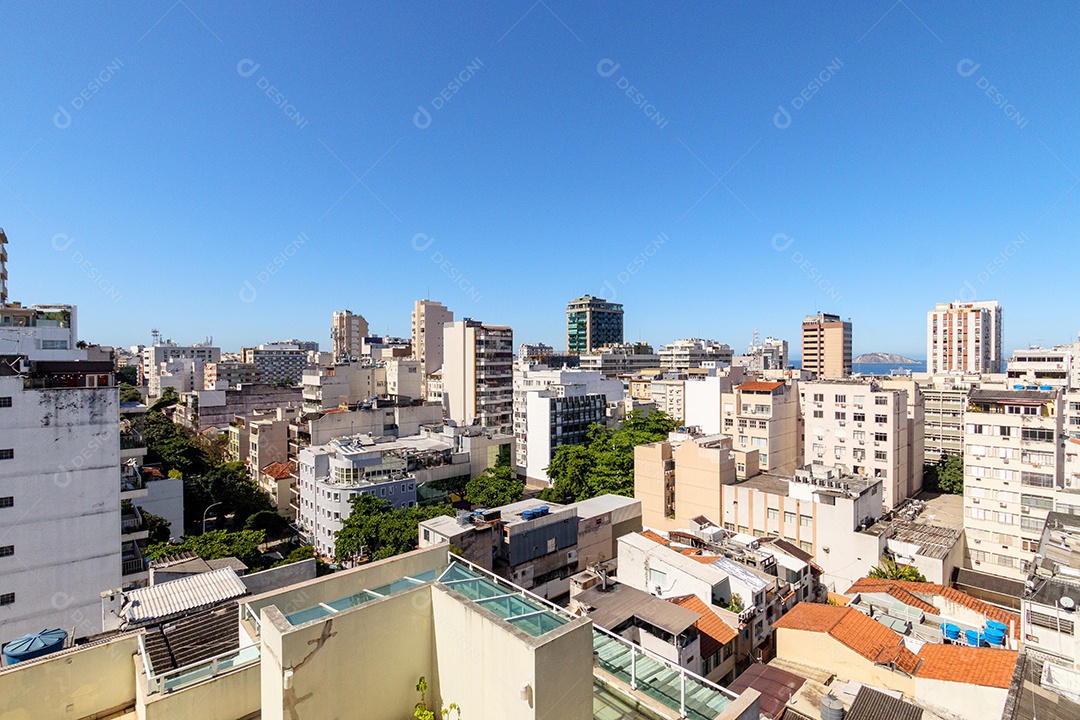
(853, 352), (921, 364)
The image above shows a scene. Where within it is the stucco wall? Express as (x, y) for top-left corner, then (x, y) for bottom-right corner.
(141, 657), (260, 720)
(775, 627), (915, 696)
(915, 676), (1008, 720)
(0, 633), (138, 719)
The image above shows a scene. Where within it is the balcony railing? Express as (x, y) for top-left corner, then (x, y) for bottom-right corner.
(121, 506), (145, 534)
(144, 643), (261, 694)
(120, 431), (146, 450)
(122, 556), (146, 576)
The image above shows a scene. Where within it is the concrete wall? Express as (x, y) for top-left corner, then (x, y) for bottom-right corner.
(775, 627), (914, 696)
(0, 632), (138, 719)
(915, 676), (1008, 720)
(139, 477), (184, 542)
(241, 559), (317, 597)
(140, 656), (260, 720)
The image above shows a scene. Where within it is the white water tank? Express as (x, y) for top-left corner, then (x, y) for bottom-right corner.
(820, 695), (845, 720)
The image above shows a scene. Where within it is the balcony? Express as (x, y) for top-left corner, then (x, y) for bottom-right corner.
(122, 540), (148, 579)
(120, 430), (146, 451)
(121, 505), (146, 535)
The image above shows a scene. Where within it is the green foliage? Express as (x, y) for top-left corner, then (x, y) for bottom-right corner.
(168, 469), (184, 479)
(197, 462), (272, 528)
(146, 529), (266, 566)
(142, 510), (172, 544)
(334, 496), (454, 564)
(272, 545), (333, 576)
(923, 454), (963, 494)
(414, 676), (459, 720)
(540, 411), (676, 503)
(868, 557), (928, 582)
(116, 366), (139, 385)
(723, 593), (744, 614)
(119, 384), (143, 403)
(466, 464), (523, 508)
(143, 409), (211, 477)
(244, 509), (291, 539)
(150, 386), (180, 411)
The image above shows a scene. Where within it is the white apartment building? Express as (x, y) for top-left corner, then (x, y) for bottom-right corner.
(0, 357), (122, 644)
(141, 341), (220, 394)
(411, 299), (453, 391)
(302, 363), (385, 411)
(330, 309), (368, 361)
(801, 380), (920, 509)
(914, 372), (1008, 460)
(731, 334), (789, 372)
(927, 300), (1004, 374)
(443, 319), (513, 434)
(203, 361), (260, 390)
(512, 363), (622, 481)
(720, 380), (802, 476)
(385, 358), (422, 400)
(577, 342), (660, 377)
(1021, 512), (1080, 670)
(0, 304), (82, 360)
(964, 387), (1065, 581)
(659, 339), (733, 370)
(296, 439), (419, 558)
(1008, 339), (1080, 389)
(681, 368), (751, 436)
(242, 343), (309, 385)
(151, 357), (206, 397)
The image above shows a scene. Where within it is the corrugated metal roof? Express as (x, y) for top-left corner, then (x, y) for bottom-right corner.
(124, 567), (247, 624)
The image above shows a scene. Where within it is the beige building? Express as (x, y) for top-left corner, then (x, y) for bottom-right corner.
(721, 380), (802, 475)
(927, 300), (1004, 374)
(442, 319), (513, 434)
(801, 380), (920, 509)
(914, 372), (1007, 460)
(963, 387), (1064, 581)
(801, 312), (851, 379)
(411, 299), (453, 392)
(577, 342), (660, 377)
(204, 361), (260, 390)
(330, 309), (369, 361)
(259, 460), (296, 517)
(635, 434), (736, 531)
(248, 406), (299, 486)
(659, 339), (733, 370)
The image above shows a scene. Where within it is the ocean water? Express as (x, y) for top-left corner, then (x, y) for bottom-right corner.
(851, 361), (926, 376)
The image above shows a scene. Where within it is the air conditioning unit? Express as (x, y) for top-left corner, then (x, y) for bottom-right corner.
(1021, 507), (1030, 514)
(973, 498), (980, 504)
(839, 420), (846, 426)
(857, 422), (863, 427)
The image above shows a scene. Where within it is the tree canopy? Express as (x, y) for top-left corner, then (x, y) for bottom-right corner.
(868, 557), (928, 582)
(540, 411), (676, 503)
(146, 529), (266, 566)
(142, 510), (172, 544)
(196, 462), (272, 528)
(119, 383), (143, 403)
(923, 454), (963, 494)
(116, 366), (139, 385)
(466, 464), (523, 508)
(334, 496), (455, 564)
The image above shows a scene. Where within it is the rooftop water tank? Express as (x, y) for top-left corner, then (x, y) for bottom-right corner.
(3, 628), (67, 665)
(820, 694), (845, 720)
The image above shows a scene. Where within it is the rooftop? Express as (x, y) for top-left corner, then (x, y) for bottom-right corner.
(846, 578), (1021, 639)
(736, 381), (785, 392)
(119, 567), (248, 626)
(576, 582), (702, 636)
(846, 686), (924, 720)
(724, 659), (805, 719)
(969, 388), (1056, 403)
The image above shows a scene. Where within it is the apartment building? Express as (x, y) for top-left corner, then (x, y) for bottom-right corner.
(731, 334), (789, 372)
(246, 406), (301, 484)
(361, 335), (411, 361)
(411, 299), (453, 389)
(0, 303), (82, 360)
(241, 342), (308, 385)
(442, 318), (513, 433)
(512, 363), (622, 483)
(151, 357), (206, 396)
(801, 380), (920, 509)
(1019, 512), (1080, 670)
(578, 342), (660, 377)
(659, 339), (734, 370)
(914, 371), (1007, 460)
(203, 361), (260, 389)
(140, 341), (220, 393)
(566, 295), (623, 354)
(720, 380), (802, 475)
(927, 300), (1004, 374)
(301, 362), (385, 411)
(330, 309), (369, 361)
(384, 357), (422, 399)
(801, 312), (851, 380)
(173, 384), (302, 431)
(963, 387), (1065, 581)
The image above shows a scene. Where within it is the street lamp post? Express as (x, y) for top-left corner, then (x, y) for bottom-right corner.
(202, 502), (223, 534)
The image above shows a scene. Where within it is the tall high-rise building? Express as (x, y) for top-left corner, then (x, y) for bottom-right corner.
(442, 319), (513, 434)
(927, 301), (1004, 374)
(411, 300), (453, 380)
(801, 312), (852, 379)
(0, 227), (8, 305)
(566, 295), (623, 354)
(330, 310), (369, 361)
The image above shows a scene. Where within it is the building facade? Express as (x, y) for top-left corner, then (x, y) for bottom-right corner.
(203, 361), (261, 390)
(442, 319), (513, 433)
(927, 301), (1004, 375)
(241, 343), (309, 385)
(330, 310), (369, 361)
(411, 299), (453, 391)
(566, 295), (623, 355)
(659, 339), (733, 370)
(721, 380), (802, 476)
(141, 341), (220, 394)
(801, 312), (851, 380)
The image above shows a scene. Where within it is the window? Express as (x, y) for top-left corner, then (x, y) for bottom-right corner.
(0, 397), (10, 408)
(0, 546), (12, 557)
(853, 430), (865, 441)
(875, 396), (888, 406)
(835, 412), (846, 420)
(875, 450), (887, 461)
(1022, 472), (1054, 488)
(813, 393), (824, 402)
(0, 497), (11, 508)
(649, 568), (667, 586)
(1021, 494), (1053, 510)
(1022, 428), (1055, 443)
(41, 340), (68, 350)
(835, 395), (846, 404)
(835, 447), (846, 459)
(968, 507), (988, 521)
(873, 433), (887, 442)
(800, 515), (812, 527)
(996, 512), (1015, 525)
(875, 414), (888, 424)
(813, 410), (823, 418)
(784, 511), (796, 524)
(1021, 516), (1044, 532)
(998, 426), (1012, 437)
(854, 395), (865, 406)
(767, 508), (779, 520)
(0, 593), (12, 606)
(0, 450), (11, 460)
(853, 413), (865, 422)
(799, 541), (813, 553)
(1022, 539), (1039, 552)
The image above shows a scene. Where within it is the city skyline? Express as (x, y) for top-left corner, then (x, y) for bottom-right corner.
(2, 3), (1078, 357)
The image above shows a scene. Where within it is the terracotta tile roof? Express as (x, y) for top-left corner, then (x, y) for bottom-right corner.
(737, 381), (785, 392)
(772, 604), (912, 670)
(669, 594), (737, 656)
(914, 643), (1017, 688)
(639, 530), (668, 546)
(140, 466), (165, 479)
(846, 578), (1020, 638)
(261, 461), (296, 480)
(691, 555), (724, 565)
(874, 643), (921, 674)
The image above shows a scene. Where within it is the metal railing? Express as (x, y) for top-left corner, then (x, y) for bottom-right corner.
(144, 645), (261, 694)
(122, 557), (146, 576)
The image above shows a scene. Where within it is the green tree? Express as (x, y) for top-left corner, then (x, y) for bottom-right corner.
(466, 464), (524, 508)
(245, 509), (291, 539)
(119, 383), (143, 403)
(334, 496), (454, 564)
(158, 436), (211, 477)
(198, 462), (271, 528)
(146, 529), (266, 566)
(868, 557), (928, 582)
(142, 510), (172, 544)
(923, 454), (963, 494)
(150, 386), (180, 411)
(723, 593), (745, 614)
(272, 545), (332, 576)
(116, 366), (139, 385)
(541, 411), (676, 503)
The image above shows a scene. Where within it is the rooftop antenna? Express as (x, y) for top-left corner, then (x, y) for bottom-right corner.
(151, 328), (161, 345)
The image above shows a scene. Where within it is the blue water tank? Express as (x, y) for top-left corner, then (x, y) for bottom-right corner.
(3, 629), (67, 665)
(1040, 385), (1053, 391)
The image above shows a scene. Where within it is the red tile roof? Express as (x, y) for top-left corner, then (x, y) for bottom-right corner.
(772, 604), (916, 672)
(669, 594), (737, 656)
(639, 530), (668, 546)
(261, 461), (296, 480)
(737, 381), (785, 392)
(846, 578), (1020, 638)
(914, 644), (1017, 688)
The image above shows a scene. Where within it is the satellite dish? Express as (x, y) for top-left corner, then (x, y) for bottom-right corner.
(1062, 597), (1076, 611)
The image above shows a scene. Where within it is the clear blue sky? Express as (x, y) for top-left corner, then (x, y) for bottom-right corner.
(2, 2), (1077, 358)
